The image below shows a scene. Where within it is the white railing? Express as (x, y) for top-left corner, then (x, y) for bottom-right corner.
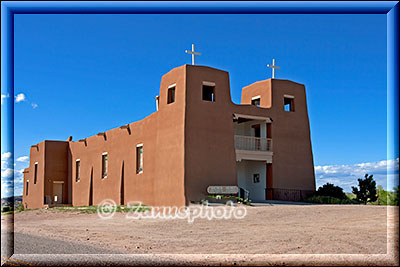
(234, 135), (272, 152)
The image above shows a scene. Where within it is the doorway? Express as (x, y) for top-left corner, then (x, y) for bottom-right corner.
(53, 182), (63, 204)
(266, 163), (273, 200)
(252, 124), (261, 137)
(237, 160), (267, 202)
(252, 124), (261, 150)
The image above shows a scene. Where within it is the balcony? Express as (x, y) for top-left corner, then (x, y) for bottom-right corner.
(234, 135), (273, 162)
(234, 135), (272, 152)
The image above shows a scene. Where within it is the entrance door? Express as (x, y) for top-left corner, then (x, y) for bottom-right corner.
(53, 183), (63, 204)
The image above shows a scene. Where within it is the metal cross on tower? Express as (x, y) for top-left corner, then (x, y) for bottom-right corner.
(267, 59), (280, 79)
(185, 44), (201, 65)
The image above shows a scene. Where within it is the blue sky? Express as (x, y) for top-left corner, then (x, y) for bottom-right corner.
(1, 14), (398, 196)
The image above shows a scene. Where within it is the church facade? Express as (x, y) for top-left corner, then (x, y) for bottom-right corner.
(22, 65), (316, 209)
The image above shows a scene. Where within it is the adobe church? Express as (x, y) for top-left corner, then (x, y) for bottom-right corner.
(22, 52), (316, 209)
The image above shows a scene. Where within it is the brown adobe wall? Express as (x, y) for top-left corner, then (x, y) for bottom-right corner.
(22, 64), (316, 207)
(240, 79), (316, 193)
(22, 142), (45, 209)
(44, 141), (69, 205)
(184, 65), (238, 202)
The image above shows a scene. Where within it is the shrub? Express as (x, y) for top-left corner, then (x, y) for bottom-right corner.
(316, 183), (347, 199)
(1, 206), (11, 213)
(235, 196), (252, 206)
(368, 185), (399, 206)
(306, 195), (358, 204)
(17, 204), (24, 212)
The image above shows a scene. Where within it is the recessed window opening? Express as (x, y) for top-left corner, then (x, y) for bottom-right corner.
(167, 86), (175, 104)
(251, 96), (261, 107)
(76, 159), (80, 182)
(102, 153), (108, 178)
(284, 96), (295, 112)
(202, 85), (215, 102)
(253, 173), (260, 183)
(34, 162), (38, 184)
(26, 180), (29, 195)
(136, 144), (143, 174)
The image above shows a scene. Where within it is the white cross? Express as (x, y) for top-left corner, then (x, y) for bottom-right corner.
(267, 59), (280, 79)
(185, 44), (201, 65)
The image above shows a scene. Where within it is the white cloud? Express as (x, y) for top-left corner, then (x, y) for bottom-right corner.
(1, 152), (12, 170)
(15, 168), (24, 178)
(1, 151), (26, 197)
(13, 170), (24, 196)
(13, 92), (38, 108)
(1, 93), (10, 104)
(1, 168), (14, 178)
(1, 169), (24, 197)
(315, 158), (399, 192)
(16, 156), (29, 162)
(1, 179), (13, 197)
(15, 93), (26, 103)
(1, 152), (12, 160)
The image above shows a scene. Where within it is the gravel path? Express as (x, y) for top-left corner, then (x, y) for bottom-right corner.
(12, 232), (123, 254)
(2, 204), (396, 255)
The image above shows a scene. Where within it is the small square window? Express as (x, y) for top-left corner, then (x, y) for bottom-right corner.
(202, 85), (215, 102)
(284, 97), (294, 112)
(251, 97), (260, 107)
(253, 173), (260, 183)
(167, 87), (175, 104)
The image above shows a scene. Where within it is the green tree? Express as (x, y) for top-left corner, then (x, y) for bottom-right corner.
(393, 185), (399, 206)
(316, 183), (347, 199)
(376, 185), (389, 205)
(352, 174), (377, 204)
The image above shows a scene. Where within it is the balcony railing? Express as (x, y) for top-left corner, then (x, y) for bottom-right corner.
(234, 135), (272, 152)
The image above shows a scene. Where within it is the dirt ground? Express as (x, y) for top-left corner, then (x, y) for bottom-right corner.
(3, 203), (398, 256)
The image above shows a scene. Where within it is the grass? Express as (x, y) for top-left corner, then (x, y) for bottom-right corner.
(206, 195), (252, 205)
(1, 211), (13, 215)
(206, 194), (236, 200)
(53, 204), (149, 214)
(1, 207), (31, 215)
(2, 204), (149, 215)
(345, 193), (356, 200)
